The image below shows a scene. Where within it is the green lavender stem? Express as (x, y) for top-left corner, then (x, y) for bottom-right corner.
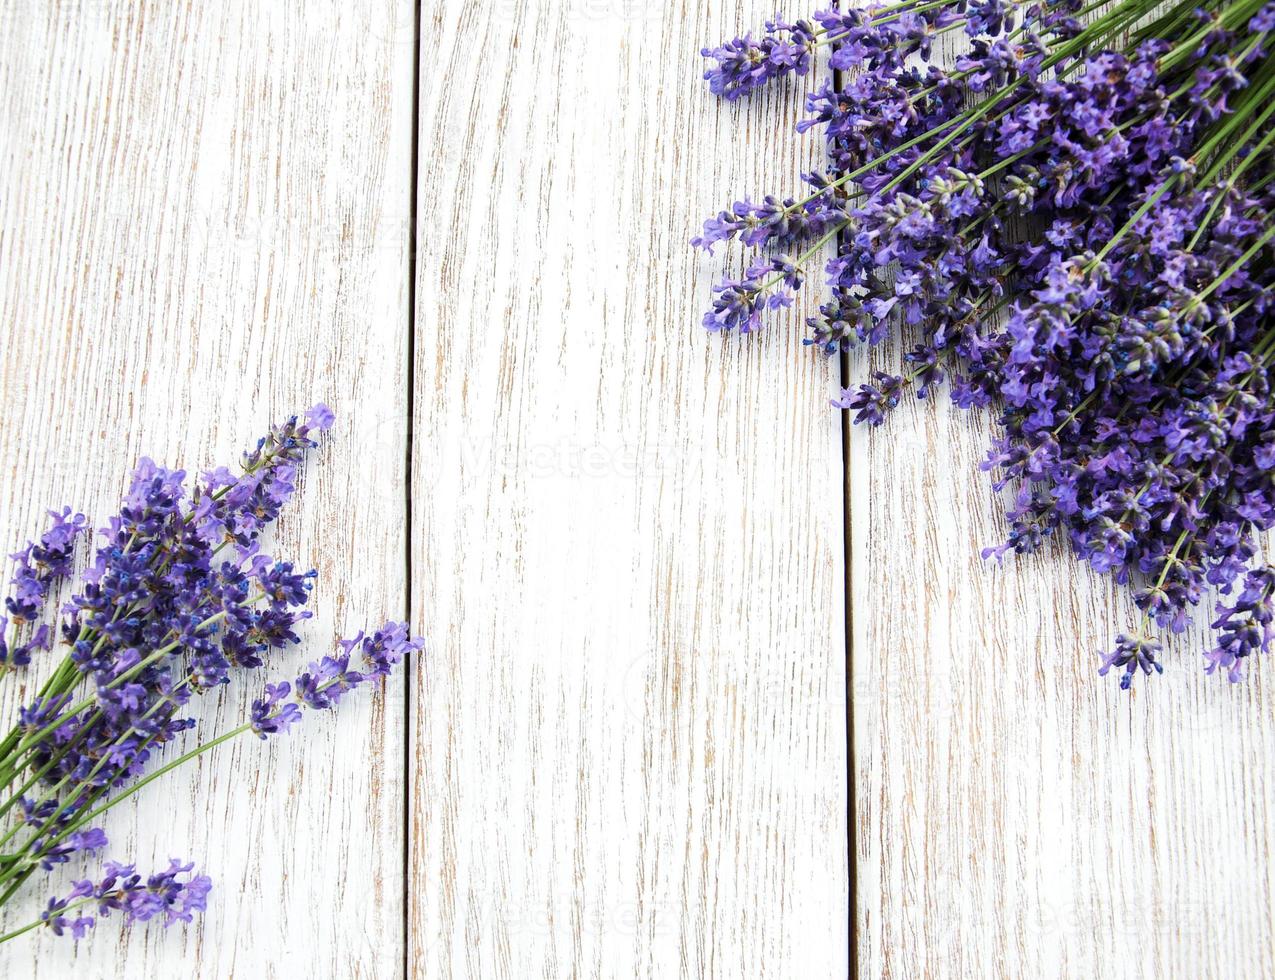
(0, 897), (96, 944)
(0, 671), (361, 896)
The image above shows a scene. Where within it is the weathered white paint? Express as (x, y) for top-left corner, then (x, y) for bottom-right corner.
(3, 1), (1269, 977)
(408, 1), (848, 976)
(849, 28), (1275, 980)
(0, 2), (413, 976)
(851, 355), (1275, 979)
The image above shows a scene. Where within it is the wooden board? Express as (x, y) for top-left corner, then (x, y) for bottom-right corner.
(407, 1), (849, 976)
(3, 1), (1271, 977)
(850, 362), (1275, 979)
(851, 361), (1275, 978)
(848, 27), (1275, 980)
(0, 1), (413, 976)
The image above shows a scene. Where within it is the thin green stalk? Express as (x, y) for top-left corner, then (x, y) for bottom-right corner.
(1093, 172), (1181, 264)
(1188, 130), (1275, 251)
(977, 137), (1049, 180)
(0, 897), (95, 944)
(1193, 224), (1275, 305)
(1133, 0), (1207, 44)
(0, 589), (259, 794)
(816, 0), (968, 39)
(1131, 523), (1199, 638)
(783, 112), (971, 213)
(1052, 390), (1101, 436)
(1192, 61), (1275, 168)
(1159, 0), (1269, 71)
(756, 222), (847, 297)
(2, 671), (359, 887)
(1203, 100), (1275, 192)
(0, 673), (198, 855)
(0, 713), (100, 827)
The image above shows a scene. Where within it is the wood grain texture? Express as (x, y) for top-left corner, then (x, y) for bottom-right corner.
(849, 30), (1275, 980)
(0, 1), (413, 976)
(851, 380), (1275, 979)
(408, 1), (848, 976)
(8, 1), (1270, 976)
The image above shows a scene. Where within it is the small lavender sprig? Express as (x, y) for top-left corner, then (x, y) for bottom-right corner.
(0, 509), (90, 672)
(701, 15), (819, 100)
(0, 859), (211, 943)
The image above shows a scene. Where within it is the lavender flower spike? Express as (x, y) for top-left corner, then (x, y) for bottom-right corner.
(701, 16), (817, 100)
(8, 860), (211, 944)
(1, 508), (89, 670)
(251, 622), (422, 736)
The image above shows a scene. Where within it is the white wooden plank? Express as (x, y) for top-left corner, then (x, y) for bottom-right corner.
(852, 377), (1275, 978)
(409, 1), (848, 976)
(0, 2), (413, 976)
(849, 37), (1275, 980)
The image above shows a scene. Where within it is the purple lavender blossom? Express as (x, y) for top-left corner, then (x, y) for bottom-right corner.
(697, 0), (1275, 687)
(1, 508), (89, 669)
(37, 827), (109, 872)
(252, 624), (421, 733)
(40, 860), (212, 940)
(1098, 634), (1165, 690)
(249, 681), (302, 738)
(1206, 567), (1275, 682)
(701, 16), (817, 101)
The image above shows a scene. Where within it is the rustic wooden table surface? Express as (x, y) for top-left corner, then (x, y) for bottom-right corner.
(0, 2), (1270, 978)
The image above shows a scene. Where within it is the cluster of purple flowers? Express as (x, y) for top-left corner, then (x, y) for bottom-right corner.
(697, 0), (1275, 687)
(250, 624), (421, 737)
(41, 860), (212, 940)
(0, 509), (89, 670)
(700, 15), (818, 100)
(0, 406), (422, 944)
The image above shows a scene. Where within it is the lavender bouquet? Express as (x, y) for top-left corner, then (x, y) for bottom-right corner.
(0, 407), (420, 943)
(696, 0), (1275, 687)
